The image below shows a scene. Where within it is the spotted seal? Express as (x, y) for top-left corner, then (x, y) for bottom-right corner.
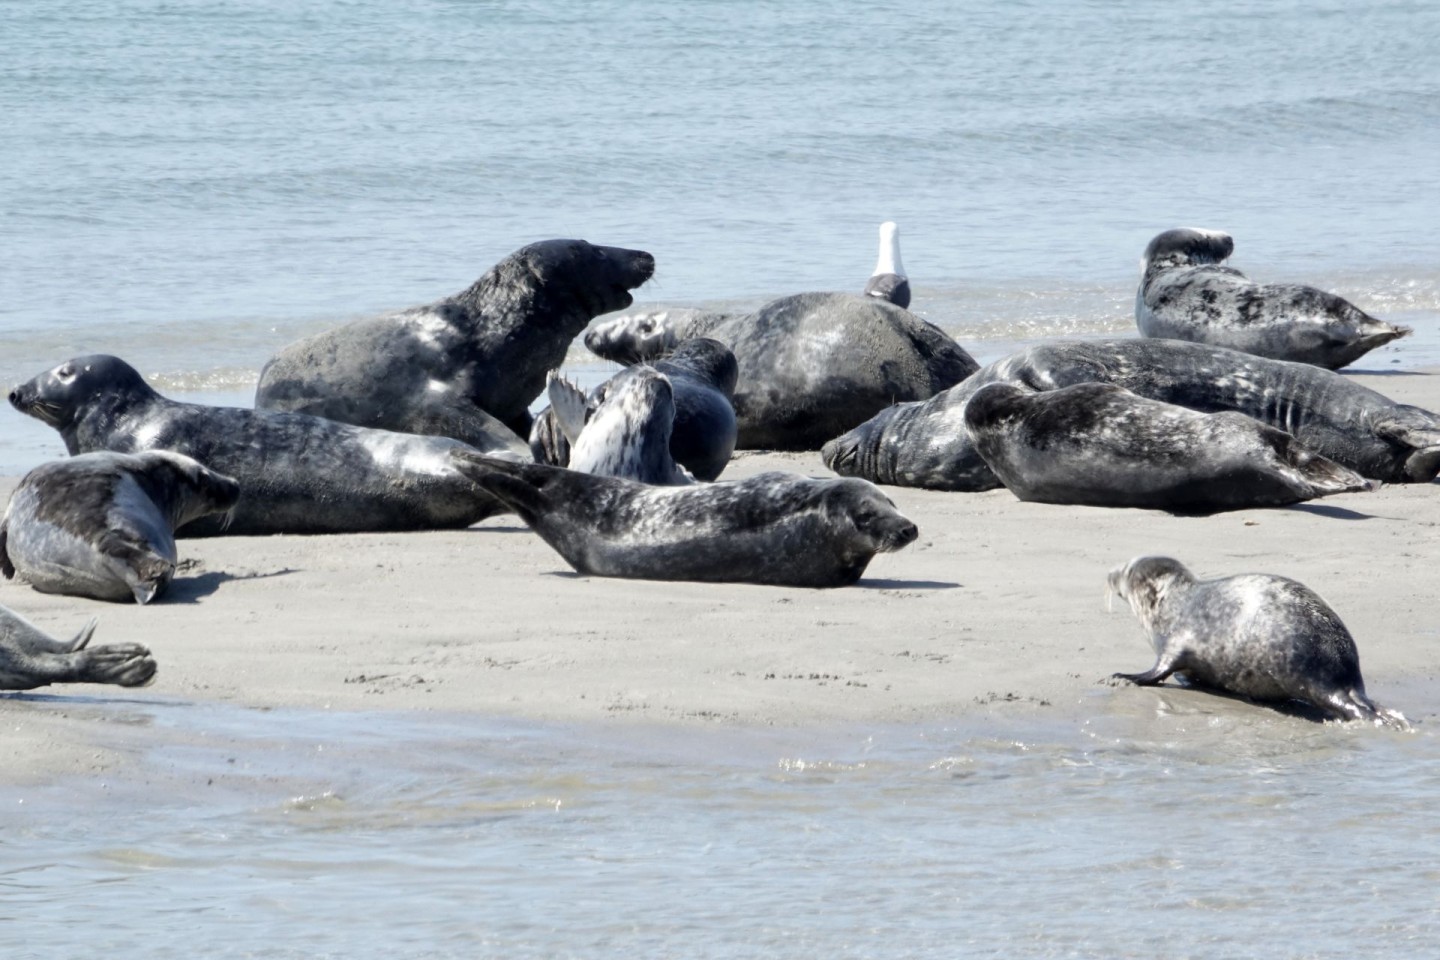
(9, 355), (520, 536)
(254, 239), (656, 440)
(862, 221), (910, 309)
(450, 452), (919, 587)
(965, 382), (1374, 513)
(1, 451), (241, 603)
(1108, 555), (1408, 728)
(542, 367), (693, 485)
(0, 605), (156, 690)
(1137, 227), (1411, 369)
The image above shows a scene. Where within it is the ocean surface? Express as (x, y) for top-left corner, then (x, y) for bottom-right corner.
(3, 0), (1440, 954)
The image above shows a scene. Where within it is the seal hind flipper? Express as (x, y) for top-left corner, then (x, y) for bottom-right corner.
(449, 451), (549, 518)
(1322, 687), (1412, 731)
(545, 372), (592, 445)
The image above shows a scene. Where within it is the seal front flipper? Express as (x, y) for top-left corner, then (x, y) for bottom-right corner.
(97, 530), (175, 605)
(1113, 651), (1182, 686)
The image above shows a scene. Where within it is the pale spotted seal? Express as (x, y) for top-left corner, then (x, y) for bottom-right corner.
(1, 451), (240, 603)
(863, 221), (910, 309)
(543, 366), (693, 485)
(1108, 555), (1408, 728)
(0, 605), (156, 690)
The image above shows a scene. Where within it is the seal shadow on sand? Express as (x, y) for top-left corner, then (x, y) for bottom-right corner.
(164, 567), (299, 603)
(1283, 503), (1382, 521)
(541, 571), (960, 590)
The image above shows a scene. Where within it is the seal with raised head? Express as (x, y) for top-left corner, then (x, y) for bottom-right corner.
(541, 367), (694, 485)
(530, 337), (738, 481)
(863, 221), (910, 309)
(0, 605), (156, 690)
(450, 452), (919, 587)
(823, 338), (1440, 491)
(584, 293), (977, 450)
(964, 382), (1374, 513)
(1, 451), (241, 603)
(9, 355), (520, 536)
(1108, 555), (1408, 728)
(1137, 227), (1410, 369)
(254, 239), (656, 441)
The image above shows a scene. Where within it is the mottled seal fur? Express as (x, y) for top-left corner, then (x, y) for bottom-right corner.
(9, 355), (519, 536)
(254, 239), (656, 440)
(824, 338), (1440, 490)
(863, 221), (910, 309)
(1, 451), (240, 603)
(529, 337), (738, 480)
(1137, 227), (1410, 369)
(449, 452), (919, 587)
(965, 382), (1374, 513)
(1108, 555), (1408, 728)
(0, 605), (155, 690)
(543, 367), (693, 485)
(584, 293), (976, 449)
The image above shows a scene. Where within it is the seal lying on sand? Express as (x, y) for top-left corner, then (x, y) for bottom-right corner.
(450, 452), (919, 587)
(823, 338), (1440, 490)
(530, 338), (738, 481)
(543, 368), (694, 485)
(0, 605), (155, 690)
(965, 383), (1374, 514)
(863, 221), (910, 309)
(9, 355), (519, 536)
(254, 239), (656, 440)
(1108, 555), (1408, 728)
(1, 451), (240, 603)
(1137, 227), (1410, 369)
(585, 294), (976, 449)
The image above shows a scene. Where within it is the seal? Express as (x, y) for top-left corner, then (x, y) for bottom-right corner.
(964, 382), (1374, 513)
(9, 355), (521, 536)
(254, 239), (656, 440)
(542, 367), (694, 485)
(1137, 227), (1411, 369)
(584, 293), (977, 449)
(862, 221), (910, 309)
(1, 451), (241, 603)
(449, 452), (919, 587)
(530, 337), (738, 481)
(823, 338), (1440, 490)
(1108, 555), (1409, 728)
(0, 605), (156, 690)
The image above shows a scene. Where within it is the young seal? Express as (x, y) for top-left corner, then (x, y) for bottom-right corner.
(1137, 227), (1411, 370)
(1108, 555), (1408, 729)
(0, 605), (156, 690)
(584, 293), (977, 450)
(449, 452), (919, 588)
(823, 338), (1440, 490)
(964, 382), (1374, 514)
(863, 221), (911, 309)
(1, 451), (241, 604)
(529, 337), (739, 481)
(9, 355), (520, 536)
(542, 367), (694, 485)
(254, 239), (656, 440)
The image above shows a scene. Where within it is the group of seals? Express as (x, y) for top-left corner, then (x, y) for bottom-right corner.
(0, 605), (155, 690)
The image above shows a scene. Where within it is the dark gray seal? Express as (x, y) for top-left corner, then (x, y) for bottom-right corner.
(0, 605), (156, 690)
(1137, 227), (1411, 370)
(823, 338), (1440, 490)
(1108, 555), (1408, 728)
(965, 382), (1374, 513)
(1, 451), (241, 603)
(584, 293), (977, 450)
(542, 367), (693, 485)
(450, 452), (919, 587)
(862, 221), (910, 309)
(9, 355), (519, 536)
(529, 337), (739, 481)
(254, 239), (656, 440)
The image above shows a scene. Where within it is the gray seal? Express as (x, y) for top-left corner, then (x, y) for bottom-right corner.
(823, 338), (1440, 490)
(0, 605), (156, 690)
(584, 293), (977, 450)
(965, 382), (1374, 514)
(1137, 227), (1411, 369)
(9, 355), (519, 536)
(1, 451), (241, 603)
(1108, 555), (1408, 728)
(530, 337), (739, 481)
(542, 367), (693, 485)
(254, 239), (656, 440)
(862, 221), (910, 309)
(449, 452), (919, 588)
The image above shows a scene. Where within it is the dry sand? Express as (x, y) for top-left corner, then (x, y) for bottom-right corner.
(2, 368), (1437, 781)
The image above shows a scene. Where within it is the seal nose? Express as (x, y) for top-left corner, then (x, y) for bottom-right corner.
(7, 388), (22, 409)
(897, 521), (919, 545)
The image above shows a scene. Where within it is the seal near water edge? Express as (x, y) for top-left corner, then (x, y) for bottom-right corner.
(254, 239), (656, 440)
(863, 221), (911, 309)
(449, 452), (919, 587)
(963, 382), (1375, 513)
(1107, 555), (1409, 729)
(0, 605), (156, 690)
(543, 366), (694, 485)
(9, 355), (521, 536)
(1, 451), (240, 604)
(1136, 227), (1411, 370)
